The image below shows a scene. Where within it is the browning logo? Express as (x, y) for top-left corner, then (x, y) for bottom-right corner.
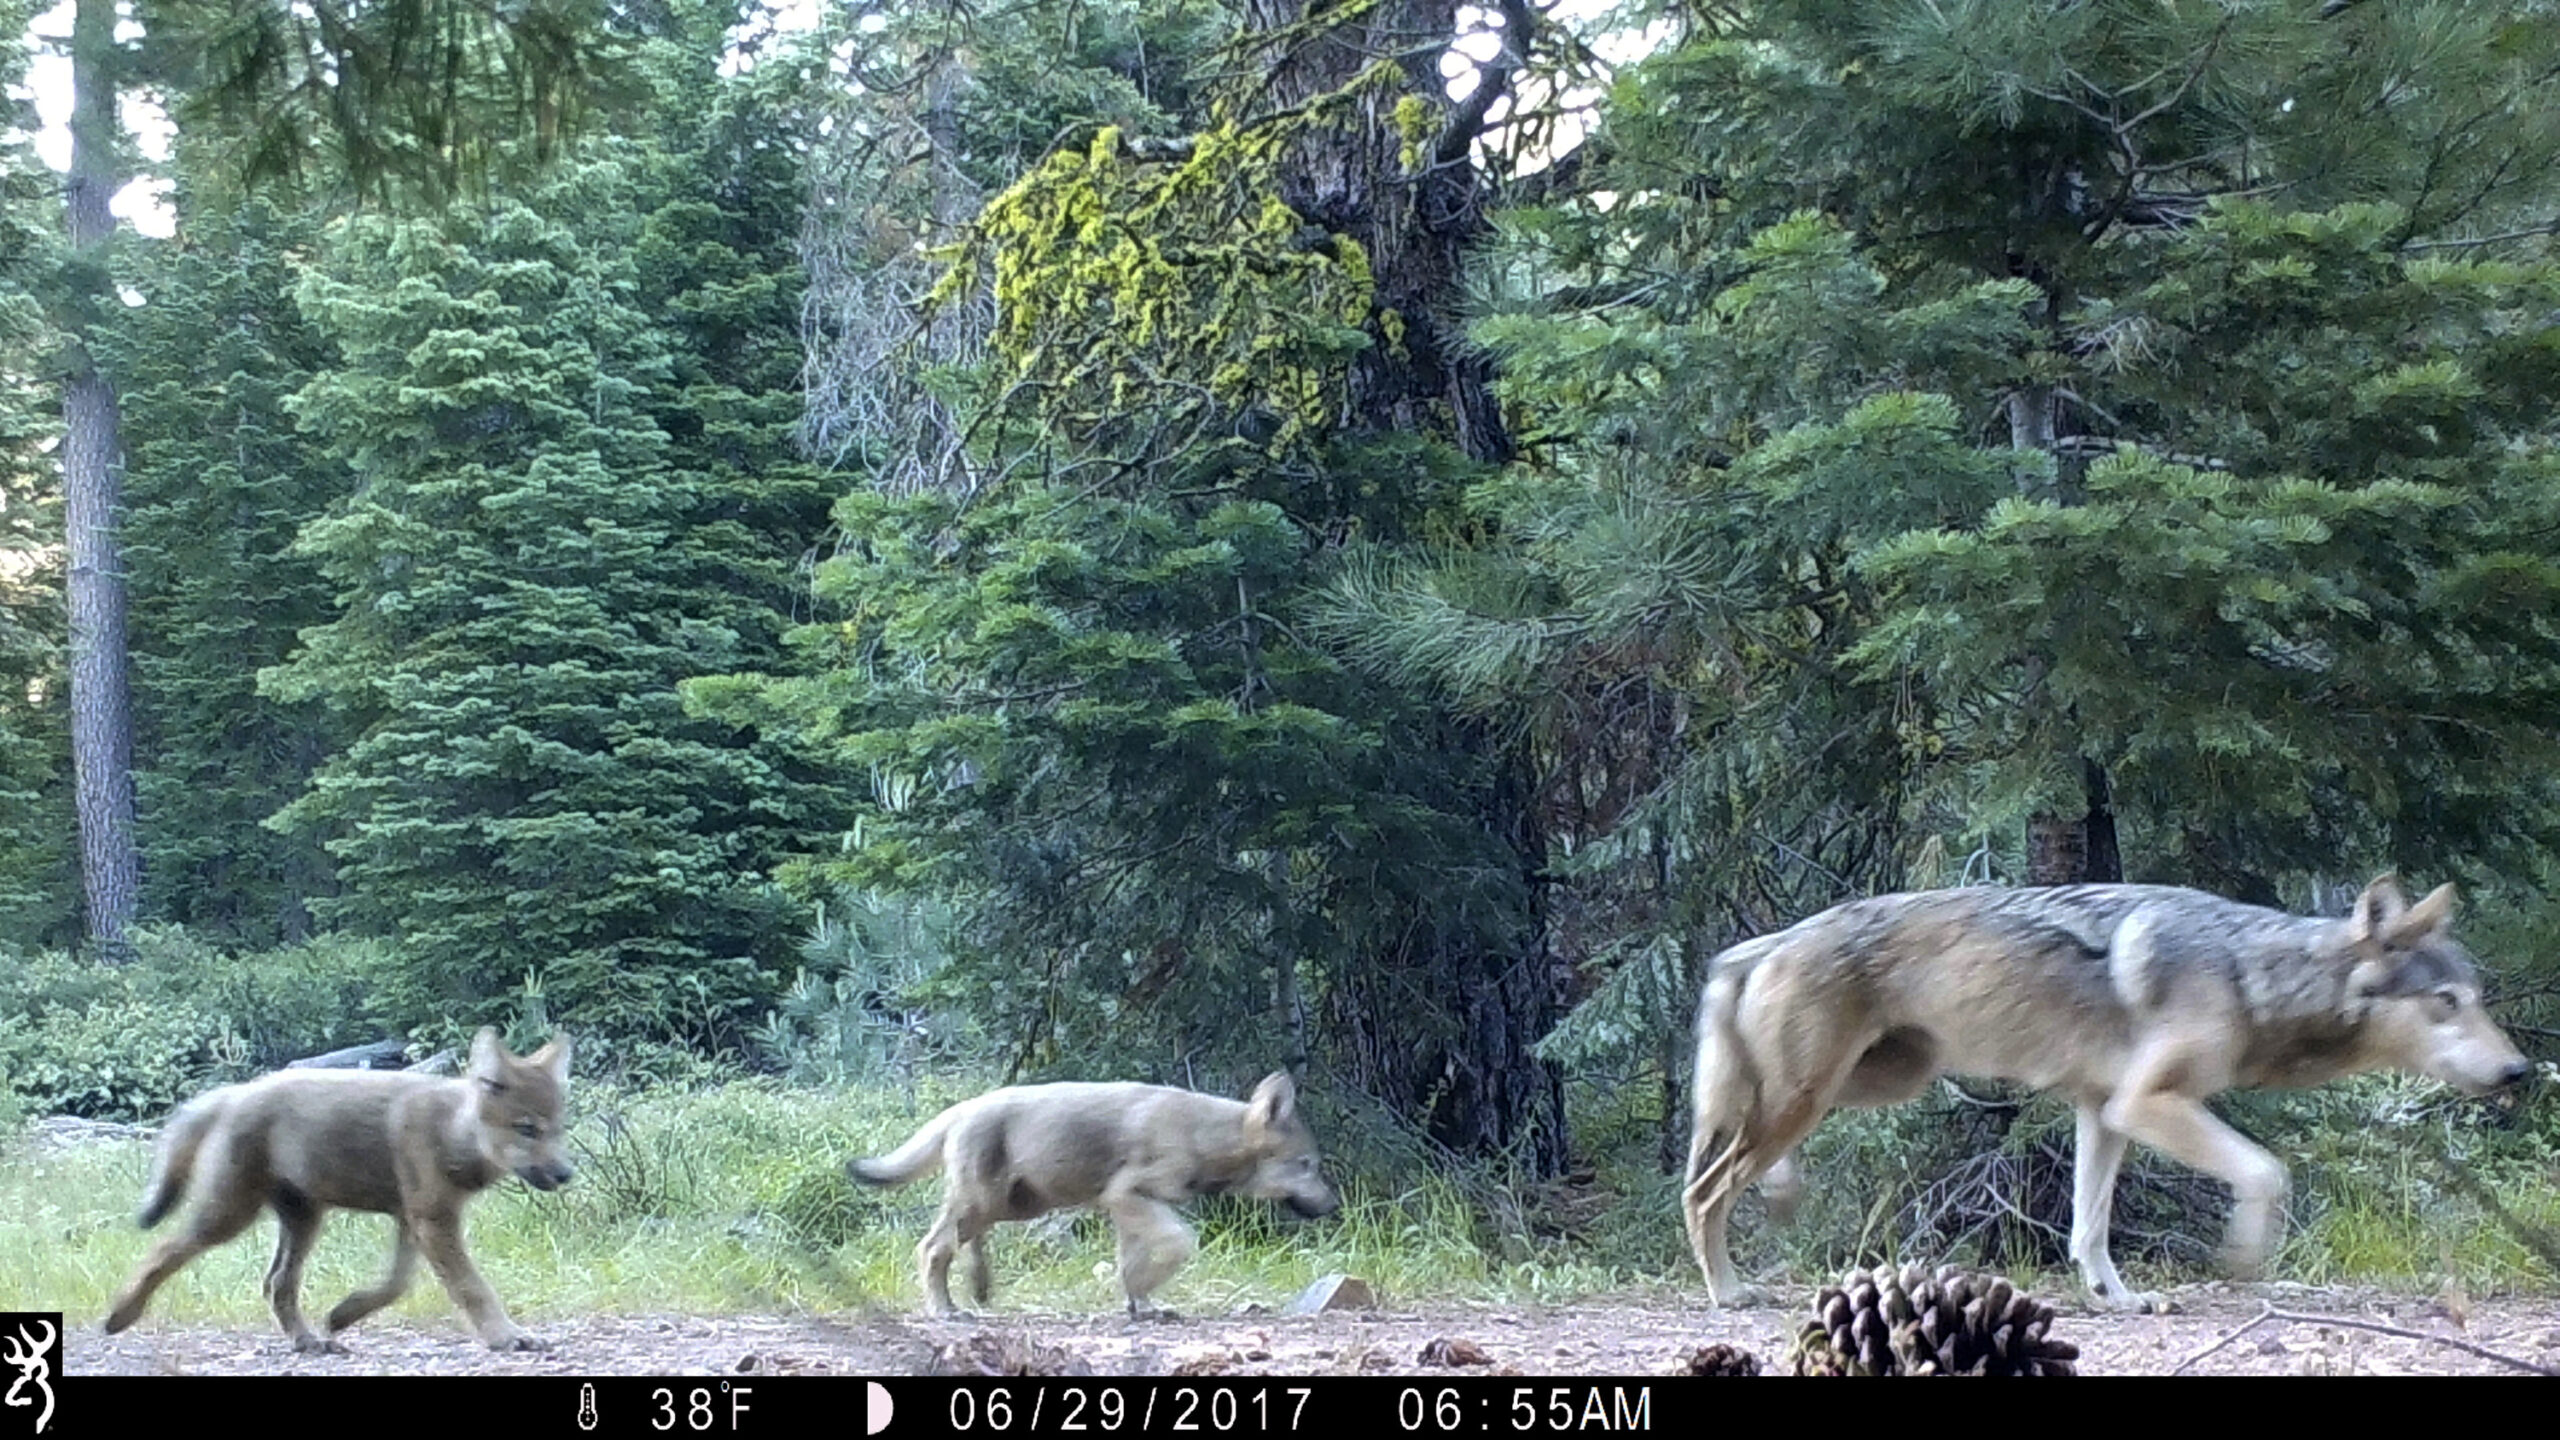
(0, 1313), (56, 1435)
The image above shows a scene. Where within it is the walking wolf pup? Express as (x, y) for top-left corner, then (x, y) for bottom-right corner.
(1684, 876), (2533, 1311)
(104, 1027), (575, 1352)
(850, 1072), (1339, 1318)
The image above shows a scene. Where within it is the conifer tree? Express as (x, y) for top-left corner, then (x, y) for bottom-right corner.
(705, 0), (1581, 1163)
(1344, 0), (2560, 1129)
(109, 193), (346, 943)
(0, 0), (76, 947)
(265, 149), (809, 1048)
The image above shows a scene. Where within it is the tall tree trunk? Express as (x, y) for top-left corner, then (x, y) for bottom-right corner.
(1247, 0), (1560, 1169)
(2009, 379), (2121, 886)
(64, 0), (138, 957)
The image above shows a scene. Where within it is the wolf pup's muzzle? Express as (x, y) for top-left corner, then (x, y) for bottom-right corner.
(1287, 1193), (1338, 1220)
(519, 1162), (575, 1192)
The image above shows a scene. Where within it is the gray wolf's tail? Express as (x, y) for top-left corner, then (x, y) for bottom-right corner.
(848, 1103), (964, 1188)
(136, 1093), (224, 1228)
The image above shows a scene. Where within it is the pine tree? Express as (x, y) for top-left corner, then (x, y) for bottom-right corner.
(702, 0), (1584, 1162)
(0, 0), (76, 948)
(44, 0), (633, 956)
(265, 150), (807, 1049)
(109, 192), (347, 944)
(1342, 0), (2560, 1146)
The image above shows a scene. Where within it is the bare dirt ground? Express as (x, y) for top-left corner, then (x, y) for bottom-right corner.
(63, 1283), (2560, 1378)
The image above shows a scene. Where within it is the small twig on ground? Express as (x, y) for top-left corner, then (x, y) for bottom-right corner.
(2170, 1301), (2275, 1374)
(2172, 1300), (2560, 1376)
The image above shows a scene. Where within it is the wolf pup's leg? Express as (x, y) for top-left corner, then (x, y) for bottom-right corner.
(263, 1190), (342, 1354)
(104, 1148), (265, 1336)
(1106, 1193), (1196, 1322)
(964, 1236), (994, 1308)
(326, 1220), (422, 1337)
(410, 1204), (544, 1351)
(914, 1193), (991, 1319)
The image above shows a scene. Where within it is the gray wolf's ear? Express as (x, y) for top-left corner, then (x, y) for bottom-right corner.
(529, 1033), (573, 1084)
(2389, 883), (2459, 944)
(468, 1026), (506, 1083)
(2351, 874), (2410, 942)
(1246, 1072), (1297, 1129)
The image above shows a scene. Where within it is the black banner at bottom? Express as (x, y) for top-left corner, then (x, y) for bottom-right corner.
(41, 1375), (1686, 1437)
(21, 1365), (2458, 1436)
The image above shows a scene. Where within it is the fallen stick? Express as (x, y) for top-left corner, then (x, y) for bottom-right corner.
(2169, 1301), (2275, 1375)
(2172, 1300), (2558, 1376)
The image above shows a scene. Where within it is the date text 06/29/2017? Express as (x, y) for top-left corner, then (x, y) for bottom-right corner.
(924, 1382), (1653, 1435)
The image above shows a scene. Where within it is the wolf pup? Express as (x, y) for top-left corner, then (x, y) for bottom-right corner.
(104, 1027), (575, 1353)
(850, 1072), (1339, 1319)
(1684, 876), (2533, 1311)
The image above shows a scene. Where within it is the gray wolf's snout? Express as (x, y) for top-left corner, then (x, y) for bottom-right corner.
(1287, 1192), (1338, 1220)
(2497, 1058), (2533, 1089)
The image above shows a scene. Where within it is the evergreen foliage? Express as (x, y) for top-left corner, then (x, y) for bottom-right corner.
(261, 140), (817, 1050)
(1354, 0), (2560, 1102)
(0, 0), (75, 948)
(110, 194), (346, 944)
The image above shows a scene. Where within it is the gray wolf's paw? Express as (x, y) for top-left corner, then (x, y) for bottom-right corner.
(488, 1330), (550, 1353)
(292, 1334), (351, 1356)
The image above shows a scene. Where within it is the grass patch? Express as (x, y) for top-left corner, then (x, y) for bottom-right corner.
(2, 1076), (1540, 1332)
(8, 1068), (2552, 1337)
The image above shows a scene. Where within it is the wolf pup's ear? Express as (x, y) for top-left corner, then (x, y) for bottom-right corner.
(1246, 1072), (1297, 1130)
(468, 1026), (507, 1089)
(2351, 874), (2411, 943)
(529, 1033), (573, 1085)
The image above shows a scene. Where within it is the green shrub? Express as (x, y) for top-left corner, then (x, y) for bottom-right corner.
(0, 926), (398, 1121)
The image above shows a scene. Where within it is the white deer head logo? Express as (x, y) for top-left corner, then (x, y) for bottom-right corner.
(1, 1320), (53, 1435)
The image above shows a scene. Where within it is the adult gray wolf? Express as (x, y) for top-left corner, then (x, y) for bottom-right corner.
(1683, 876), (2533, 1311)
(849, 1072), (1339, 1318)
(103, 1027), (575, 1353)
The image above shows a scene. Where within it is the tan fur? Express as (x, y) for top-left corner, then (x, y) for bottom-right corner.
(1684, 876), (2533, 1311)
(104, 1027), (575, 1353)
(849, 1072), (1339, 1319)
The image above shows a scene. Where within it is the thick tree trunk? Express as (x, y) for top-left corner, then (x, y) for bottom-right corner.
(64, 0), (138, 957)
(1245, 0), (1561, 1169)
(1244, 0), (1516, 465)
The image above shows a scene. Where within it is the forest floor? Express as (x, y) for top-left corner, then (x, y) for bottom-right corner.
(65, 1283), (2560, 1378)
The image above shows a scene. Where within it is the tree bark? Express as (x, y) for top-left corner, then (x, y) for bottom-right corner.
(2010, 378), (2121, 886)
(1243, 0), (1560, 1170)
(1244, 0), (1516, 465)
(64, 0), (138, 957)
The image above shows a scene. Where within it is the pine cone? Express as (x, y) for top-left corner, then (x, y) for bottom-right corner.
(1682, 1343), (1761, 1377)
(1796, 1264), (2080, 1376)
(1787, 1321), (1853, 1377)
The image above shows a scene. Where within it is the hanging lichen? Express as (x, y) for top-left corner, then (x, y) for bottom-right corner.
(936, 65), (1406, 474)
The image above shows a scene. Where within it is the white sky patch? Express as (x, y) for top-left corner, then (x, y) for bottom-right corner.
(16, 0), (1667, 247)
(24, 1), (175, 237)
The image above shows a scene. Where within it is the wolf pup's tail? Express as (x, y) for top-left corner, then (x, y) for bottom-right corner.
(135, 1093), (225, 1228)
(848, 1103), (965, 1188)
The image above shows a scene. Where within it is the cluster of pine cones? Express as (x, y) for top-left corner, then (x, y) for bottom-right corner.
(1788, 1264), (2080, 1376)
